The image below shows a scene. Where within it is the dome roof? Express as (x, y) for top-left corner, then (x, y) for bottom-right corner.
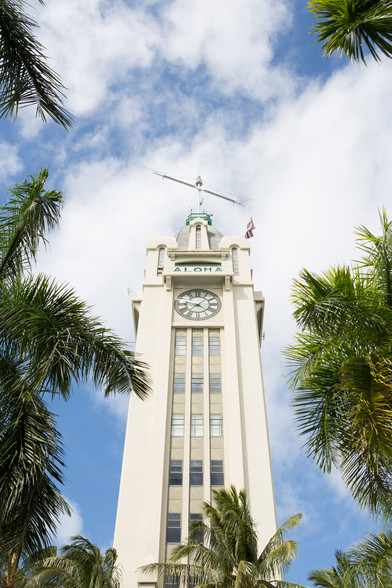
(175, 223), (223, 251)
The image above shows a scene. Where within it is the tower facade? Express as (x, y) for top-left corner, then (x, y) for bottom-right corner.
(114, 213), (277, 587)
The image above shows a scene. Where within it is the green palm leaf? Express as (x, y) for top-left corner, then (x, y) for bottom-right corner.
(0, 169), (62, 284)
(0, 0), (72, 127)
(0, 274), (150, 399)
(141, 487), (306, 588)
(309, 0), (392, 63)
(286, 209), (392, 518)
(0, 359), (70, 559)
(346, 529), (392, 586)
(0, 170), (151, 568)
(309, 550), (362, 587)
(35, 536), (121, 588)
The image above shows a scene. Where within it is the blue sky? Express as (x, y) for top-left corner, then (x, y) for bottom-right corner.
(2, 0), (392, 584)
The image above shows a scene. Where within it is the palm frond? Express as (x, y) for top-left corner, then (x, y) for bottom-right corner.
(309, 0), (392, 63)
(309, 549), (365, 587)
(0, 0), (72, 127)
(140, 488), (303, 587)
(0, 274), (151, 399)
(0, 169), (62, 283)
(259, 515), (302, 576)
(36, 537), (121, 588)
(291, 267), (387, 345)
(287, 211), (392, 518)
(346, 529), (392, 586)
(0, 360), (70, 560)
(356, 208), (392, 309)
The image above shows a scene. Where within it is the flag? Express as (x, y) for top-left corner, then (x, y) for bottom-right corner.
(245, 218), (255, 239)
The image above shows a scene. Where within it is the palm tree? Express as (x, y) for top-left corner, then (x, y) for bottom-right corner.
(345, 529), (392, 586)
(0, 0), (71, 127)
(285, 210), (392, 518)
(0, 546), (56, 588)
(309, 531), (392, 587)
(0, 170), (150, 572)
(309, 0), (392, 63)
(141, 486), (306, 588)
(308, 550), (362, 587)
(35, 536), (121, 588)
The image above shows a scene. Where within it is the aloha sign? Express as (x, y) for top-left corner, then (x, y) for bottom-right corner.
(174, 262), (222, 273)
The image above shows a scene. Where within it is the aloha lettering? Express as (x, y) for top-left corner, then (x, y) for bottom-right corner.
(174, 266), (222, 272)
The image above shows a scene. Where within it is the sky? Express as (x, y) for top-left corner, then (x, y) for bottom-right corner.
(2, 0), (392, 584)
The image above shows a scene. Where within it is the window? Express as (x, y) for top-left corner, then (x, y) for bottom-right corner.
(192, 336), (203, 355)
(191, 414), (203, 436)
(175, 336), (186, 355)
(157, 247), (165, 275)
(173, 373), (185, 393)
(211, 460), (224, 486)
(189, 513), (203, 543)
(164, 577), (178, 588)
(210, 414), (223, 437)
(169, 460), (183, 485)
(209, 373), (221, 394)
(191, 373), (203, 394)
(232, 247), (239, 276)
(209, 335), (220, 356)
(166, 513), (181, 543)
(190, 460), (203, 485)
(189, 512), (202, 523)
(171, 414), (184, 436)
(196, 225), (201, 249)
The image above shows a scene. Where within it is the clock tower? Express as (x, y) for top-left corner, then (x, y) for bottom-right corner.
(113, 212), (277, 587)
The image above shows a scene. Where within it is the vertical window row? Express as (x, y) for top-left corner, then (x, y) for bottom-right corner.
(157, 247), (165, 275)
(173, 373), (185, 393)
(171, 414), (184, 436)
(189, 513), (203, 543)
(191, 414), (203, 436)
(169, 460), (183, 485)
(191, 373), (203, 393)
(196, 225), (201, 249)
(211, 460), (224, 486)
(167, 330), (224, 560)
(166, 513), (181, 543)
(232, 247), (239, 276)
(192, 335), (203, 355)
(210, 414), (223, 437)
(190, 460), (203, 485)
(209, 373), (221, 394)
(209, 335), (220, 355)
(175, 335), (186, 355)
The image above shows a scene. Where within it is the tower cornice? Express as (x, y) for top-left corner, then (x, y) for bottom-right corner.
(167, 250), (229, 261)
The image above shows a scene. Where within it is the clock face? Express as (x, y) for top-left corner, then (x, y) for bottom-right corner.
(174, 289), (221, 320)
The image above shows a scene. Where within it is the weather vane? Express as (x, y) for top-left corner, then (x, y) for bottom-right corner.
(150, 169), (244, 213)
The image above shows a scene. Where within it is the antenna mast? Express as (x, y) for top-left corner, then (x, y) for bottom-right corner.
(151, 170), (244, 212)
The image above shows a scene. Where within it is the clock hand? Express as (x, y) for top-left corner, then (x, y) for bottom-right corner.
(187, 299), (207, 310)
(187, 302), (199, 310)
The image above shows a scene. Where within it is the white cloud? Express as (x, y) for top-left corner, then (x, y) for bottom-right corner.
(0, 142), (22, 184)
(89, 383), (130, 423)
(37, 0), (160, 116)
(54, 498), (83, 545)
(16, 108), (47, 140)
(161, 0), (293, 99)
(34, 0), (296, 120)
